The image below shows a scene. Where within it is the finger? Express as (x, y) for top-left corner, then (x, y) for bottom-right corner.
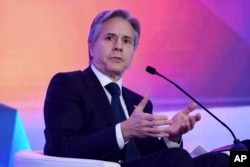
(143, 126), (170, 137)
(182, 102), (197, 115)
(188, 113), (201, 129)
(195, 113), (201, 121)
(188, 116), (196, 130)
(133, 126), (168, 138)
(180, 123), (190, 134)
(146, 132), (169, 138)
(143, 113), (169, 121)
(135, 95), (149, 112)
(143, 119), (173, 127)
(188, 113), (201, 124)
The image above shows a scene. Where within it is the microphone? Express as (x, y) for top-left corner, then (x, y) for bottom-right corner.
(146, 65), (247, 151)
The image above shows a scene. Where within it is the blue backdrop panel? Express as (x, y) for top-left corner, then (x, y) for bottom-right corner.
(0, 103), (30, 167)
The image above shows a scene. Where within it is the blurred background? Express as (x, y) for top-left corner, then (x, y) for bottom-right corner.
(0, 0), (249, 162)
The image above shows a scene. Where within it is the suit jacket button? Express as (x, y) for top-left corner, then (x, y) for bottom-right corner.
(118, 160), (124, 164)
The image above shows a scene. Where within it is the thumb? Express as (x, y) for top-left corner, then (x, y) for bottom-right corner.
(135, 95), (149, 112)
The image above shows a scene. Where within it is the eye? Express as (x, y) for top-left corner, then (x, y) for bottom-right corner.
(123, 38), (133, 45)
(105, 35), (115, 41)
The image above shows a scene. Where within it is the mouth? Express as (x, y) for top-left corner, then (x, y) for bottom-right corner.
(109, 56), (123, 62)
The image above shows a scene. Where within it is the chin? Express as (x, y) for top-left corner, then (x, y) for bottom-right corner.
(108, 68), (123, 76)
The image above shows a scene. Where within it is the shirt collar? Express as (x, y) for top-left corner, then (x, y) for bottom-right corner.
(91, 64), (122, 90)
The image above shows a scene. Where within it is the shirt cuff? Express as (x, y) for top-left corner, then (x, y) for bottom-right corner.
(115, 123), (125, 149)
(163, 137), (182, 148)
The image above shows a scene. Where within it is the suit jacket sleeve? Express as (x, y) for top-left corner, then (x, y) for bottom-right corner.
(43, 71), (121, 161)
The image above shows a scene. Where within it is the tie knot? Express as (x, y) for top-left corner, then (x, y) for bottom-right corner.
(105, 82), (120, 96)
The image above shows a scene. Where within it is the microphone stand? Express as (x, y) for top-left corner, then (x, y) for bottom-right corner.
(146, 66), (247, 151)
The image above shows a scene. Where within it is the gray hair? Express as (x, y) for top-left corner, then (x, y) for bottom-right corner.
(87, 9), (141, 62)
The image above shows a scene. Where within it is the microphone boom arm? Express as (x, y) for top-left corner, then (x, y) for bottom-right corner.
(154, 71), (239, 144)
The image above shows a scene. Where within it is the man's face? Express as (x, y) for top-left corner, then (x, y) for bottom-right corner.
(90, 17), (135, 81)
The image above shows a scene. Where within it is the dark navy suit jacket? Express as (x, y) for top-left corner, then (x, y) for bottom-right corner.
(44, 66), (167, 163)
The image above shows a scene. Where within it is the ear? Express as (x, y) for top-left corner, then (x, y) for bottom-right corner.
(89, 43), (95, 56)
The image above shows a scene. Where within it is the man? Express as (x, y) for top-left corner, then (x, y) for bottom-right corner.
(44, 9), (229, 166)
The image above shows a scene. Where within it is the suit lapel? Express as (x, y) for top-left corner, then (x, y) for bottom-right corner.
(81, 67), (115, 124)
(122, 88), (136, 116)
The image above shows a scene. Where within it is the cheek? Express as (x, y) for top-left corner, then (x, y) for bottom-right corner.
(92, 45), (105, 59)
(95, 43), (111, 57)
(128, 56), (133, 64)
(124, 54), (134, 69)
(127, 51), (135, 63)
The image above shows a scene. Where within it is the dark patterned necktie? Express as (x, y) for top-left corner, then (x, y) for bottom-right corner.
(105, 82), (140, 162)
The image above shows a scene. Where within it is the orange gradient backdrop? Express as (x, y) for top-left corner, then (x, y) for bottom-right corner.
(0, 0), (250, 149)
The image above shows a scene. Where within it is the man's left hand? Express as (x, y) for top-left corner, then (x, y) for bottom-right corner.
(166, 103), (201, 142)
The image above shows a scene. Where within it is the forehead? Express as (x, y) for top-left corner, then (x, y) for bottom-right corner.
(100, 17), (135, 38)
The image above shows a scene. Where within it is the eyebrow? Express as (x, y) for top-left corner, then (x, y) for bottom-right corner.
(106, 33), (133, 40)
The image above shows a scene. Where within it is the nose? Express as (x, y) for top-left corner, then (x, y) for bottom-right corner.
(113, 38), (122, 51)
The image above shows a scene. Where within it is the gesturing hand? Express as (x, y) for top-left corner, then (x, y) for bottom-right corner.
(167, 103), (201, 141)
(121, 95), (173, 141)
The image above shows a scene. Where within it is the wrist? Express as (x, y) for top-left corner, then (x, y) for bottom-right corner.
(120, 121), (131, 141)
